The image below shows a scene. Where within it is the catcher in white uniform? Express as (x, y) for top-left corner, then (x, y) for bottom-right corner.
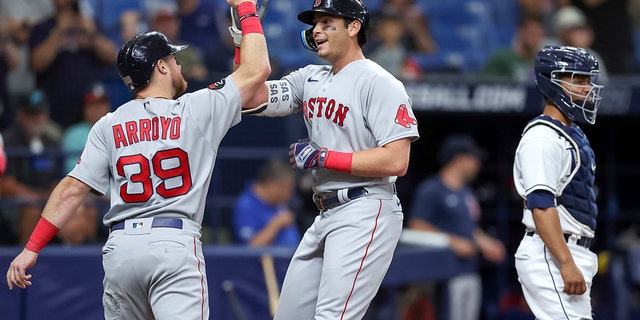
(234, 0), (419, 318)
(513, 46), (604, 320)
(6, 0), (270, 319)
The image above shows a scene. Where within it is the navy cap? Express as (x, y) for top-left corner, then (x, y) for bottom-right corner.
(20, 90), (50, 114)
(437, 134), (487, 165)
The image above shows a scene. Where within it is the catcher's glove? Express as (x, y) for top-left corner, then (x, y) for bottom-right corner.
(228, 0), (270, 48)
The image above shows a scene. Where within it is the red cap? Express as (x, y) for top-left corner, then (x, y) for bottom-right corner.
(84, 84), (109, 106)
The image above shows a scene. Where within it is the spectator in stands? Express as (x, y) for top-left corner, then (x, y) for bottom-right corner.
(61, 82), (110, 174)
(1, 89), (99, 246)
(408, 134), (506, 320)
(176, 0), (234, 75)
(0, 132), (15, 244)
(553, 5), (609, 83)
(481, 13), (546, 83)
(518, 0), (559, 37)
(233, 159), (301, 247)
(29, 0), (116, 129)
(0, 0), (53, 128)
(119, 0), (177, 46)
(149, 8), (209, 81)
(558, 0), (635, 74)
(58, 82), (110, 245)
(368, 12), (422, 81)
(372, 0), (437, 54)
(0, 14), (22, 130)
(0, 90), (62, 245)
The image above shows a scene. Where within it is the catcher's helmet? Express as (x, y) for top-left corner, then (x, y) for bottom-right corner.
(298, 0), (369, 51)
(117, 31), (188, 93)
(535, 46), (604, 124)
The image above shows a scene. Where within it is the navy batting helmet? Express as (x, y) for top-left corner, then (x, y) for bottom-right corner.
(117, 31), (188, 93)
(298, 0), (370, 51)
(535, 46), (604, 124)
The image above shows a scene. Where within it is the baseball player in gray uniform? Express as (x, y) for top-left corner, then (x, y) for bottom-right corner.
(513, 46), (604, 319)
(6, 0), (270, 319)
(238, 0), (419, 318)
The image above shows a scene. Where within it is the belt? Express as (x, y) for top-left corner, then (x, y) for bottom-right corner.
(525, 231), (592, 249)
(313, 187), (368, 211)
(110, 217), (183, 231)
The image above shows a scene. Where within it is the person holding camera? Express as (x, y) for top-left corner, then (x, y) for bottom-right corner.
(28, 0), (115, 129)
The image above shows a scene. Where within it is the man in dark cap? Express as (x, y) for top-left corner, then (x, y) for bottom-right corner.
(407, 134), (506, 320)
(0, 89), (63, 244)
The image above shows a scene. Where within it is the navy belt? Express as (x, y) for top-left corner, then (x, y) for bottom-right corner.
(313, 187), (368, 211)
(110, 217), (183, 231)
(526, 231), (592, 249)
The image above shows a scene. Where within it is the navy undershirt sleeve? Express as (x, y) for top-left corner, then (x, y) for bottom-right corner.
(526, 190), (556, 209)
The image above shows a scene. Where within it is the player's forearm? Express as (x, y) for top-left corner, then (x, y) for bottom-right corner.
(39, 176), (91, 228)
(232, 2), (271, 104)
(532, 208), (574, 265)
(237, 33), (270, 83)
(24, 177), (91, 253)
(350, 139), (410, 177)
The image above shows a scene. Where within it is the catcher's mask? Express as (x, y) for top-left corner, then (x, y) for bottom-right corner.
(298, 0), (369, 52)
(534, 45), (604, 124)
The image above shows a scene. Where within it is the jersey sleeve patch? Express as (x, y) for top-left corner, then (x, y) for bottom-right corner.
(208, 78), (226, 90)
(394, 104), (417, 128)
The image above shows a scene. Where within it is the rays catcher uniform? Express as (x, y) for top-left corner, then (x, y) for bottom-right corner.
(513, 46), (604, 320)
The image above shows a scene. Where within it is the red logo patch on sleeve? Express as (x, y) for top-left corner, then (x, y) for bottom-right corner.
(208, 78), (226, 90)
(394, 104), (417, 128)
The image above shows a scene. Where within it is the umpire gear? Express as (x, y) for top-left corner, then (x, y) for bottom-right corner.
(117, 31), (188, 93)
(298, 0), (370, 51)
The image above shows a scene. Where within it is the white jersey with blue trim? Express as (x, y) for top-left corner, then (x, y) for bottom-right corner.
(283, 59), (420, 193)
(513, 123), (595, 237)
(68, 76), (242, 227)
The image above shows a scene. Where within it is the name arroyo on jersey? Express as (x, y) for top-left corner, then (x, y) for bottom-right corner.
(112, 116), (181, 148)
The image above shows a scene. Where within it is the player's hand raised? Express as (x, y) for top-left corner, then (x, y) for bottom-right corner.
(6, 249), (39, 290)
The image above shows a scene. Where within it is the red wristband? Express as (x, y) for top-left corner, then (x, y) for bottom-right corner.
(237, 2), (257, 17)
(322, 150), (353, 173)
(25, 217), (59, 254)
(234, 47), (241, 64)
(238, 2), (263, 35)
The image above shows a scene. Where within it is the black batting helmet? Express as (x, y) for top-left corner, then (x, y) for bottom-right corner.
(298, 0), (369, 49)
(117, 31), (188, 93)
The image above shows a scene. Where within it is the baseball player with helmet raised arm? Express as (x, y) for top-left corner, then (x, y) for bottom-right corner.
(6, 0), (270, 318)
(233, 0), (420, 318)
(513, 46), (604, 319)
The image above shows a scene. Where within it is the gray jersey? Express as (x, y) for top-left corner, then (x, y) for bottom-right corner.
(283, 59), (419, 192)
(68, 76), (241, 227)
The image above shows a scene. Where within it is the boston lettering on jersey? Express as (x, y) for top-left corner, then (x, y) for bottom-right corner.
(302, 97), (349, 126)
(112, 116), (181, 148)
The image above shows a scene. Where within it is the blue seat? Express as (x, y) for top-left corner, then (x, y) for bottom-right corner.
(419, 0), (494, 73)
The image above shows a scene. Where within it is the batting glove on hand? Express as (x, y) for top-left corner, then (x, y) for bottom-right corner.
(289, 139), (326, 170)
(228, 0), (270, 48)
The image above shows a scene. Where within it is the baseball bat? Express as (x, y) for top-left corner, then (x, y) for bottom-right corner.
(222, 280), (246, 320)
(260, 253), (280, 318)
